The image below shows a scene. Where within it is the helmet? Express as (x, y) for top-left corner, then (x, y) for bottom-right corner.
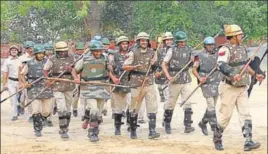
(75, 42), (85, 50)
(101, 37), (110, 45)
(88, 40), (105, 51)
(54, 41), (69, 52)
(116, 36), (129, 45)
(24, 41), (35, 48)
(174, 31), (187, 42)
(44, 43), (53, 50)
(9, 45), (19, 51)
(135, 32), (149, 41)
(33, 44), (45, 54)
(93, 35), (102, 41)
(224, 24), (243, 36)
(163, 32), (174, 41)
(203, 36), (215, 45)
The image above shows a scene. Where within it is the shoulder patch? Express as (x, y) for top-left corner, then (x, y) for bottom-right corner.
(218, 51), (225, 56)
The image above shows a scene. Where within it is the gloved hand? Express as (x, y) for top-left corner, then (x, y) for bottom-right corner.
(24, 82), (31, 88)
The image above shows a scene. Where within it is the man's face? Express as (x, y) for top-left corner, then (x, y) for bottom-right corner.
(10, 48), (18, 56)
(26, 47), (34, 56)
(120, 42), (129, 51)
(57, 51), (68, 58)
(92, 50), (102, 59)
(36, 52), (45, 61)
(76, 49), (84, 55)
(45, 50), (54, 57)
(204, 44), (215, 53)
(177, 41), (186, 48)
(236, 34), (243, 44)
(165, 39), (173, 47)
(139, 39), (148, 49)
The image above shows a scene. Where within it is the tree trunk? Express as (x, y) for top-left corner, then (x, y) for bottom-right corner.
(88, 1), (101, 39)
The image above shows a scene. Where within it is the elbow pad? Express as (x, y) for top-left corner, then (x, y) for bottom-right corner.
(218, 61), (236, 78)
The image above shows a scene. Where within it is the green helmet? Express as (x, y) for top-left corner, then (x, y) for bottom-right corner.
(75, 42), (85, 50)
(44, 43), (53, 50)
(116, 36), (129, 45)
(33, 44), (45, 54)
(88, 40), (105, 51)
(174, 31), (188, 42)
(101, 37), (110, 45)
(24, 41), (35, 48)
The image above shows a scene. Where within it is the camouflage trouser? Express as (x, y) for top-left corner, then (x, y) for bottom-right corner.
(53, 91), (73, 113)
(157, 84), (169, 108)
(205, 96), (218, 111)
(32, 98), (53, 117)
(166, 83), (194, 110)
(47, 97), (56, 121)
(129, 85), (158, 114)
(218, 83), (251, 130)
(72, 84), (80, 110)
(84, 98), (105, 117)
(111, 92), (128, 114)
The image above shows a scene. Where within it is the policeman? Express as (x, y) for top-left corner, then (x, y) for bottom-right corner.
(1, 45), (22, 121)
(213, 24), (264, 151)
(123, 32), (160, 139)
(20, 44), (54, 137)
(71, 42), (86, 117)
(72, 40), (118, 142)
(162, 31), (195, 134)
(192, 36), (222, 136)
(43, 41), (76, 139)
(109, 36), (130, 135)
(44, 43), (54, 58)
(155, 32), (173, 104)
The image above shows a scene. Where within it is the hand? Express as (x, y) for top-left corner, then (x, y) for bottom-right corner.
(134, 64), (142, 69)
(112, 77), (120, 85)
(154, 72), (162, 78)
(198, 77), (207, 84)
(255, 74), (264, 82)
(64, 65), (73, 72)
(24, 82), (31, 88)
(1, 85), (8, 91)
(45, 80), (52, 87)
(74, 78), (81, 84)
(232, 74), (242, 82)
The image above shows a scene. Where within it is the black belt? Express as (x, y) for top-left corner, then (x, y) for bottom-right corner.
(8, 77), (19, 81)
(52, 72), (72, 76)
(82, 76), (109, 81)
(224, 79), (246, 87)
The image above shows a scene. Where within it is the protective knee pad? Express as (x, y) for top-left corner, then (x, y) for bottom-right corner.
(114, 114), (123, 126)
(148, 113), (156, 129)
(207, 110), (217, 130)
(242, 119), (252, 139)
(164, 110), (173, 123)
(213, 124), (224, 143)
(58, 111), (68, 130)
(129, 113), (138, 130)
(184, 108), (193, 126)
(84, 109), (91, 120)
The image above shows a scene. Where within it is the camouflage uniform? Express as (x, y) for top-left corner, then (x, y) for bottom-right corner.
(21, 44), (54, 136)
(194, 48), (222, 135)
(162, 31), (195, 134)
(109, 35), (130, 135)
(74, 40), (110, 142)
(123, 32), (160, 140)
(43, 41), (75, 138)
(213, 24), (261, 151)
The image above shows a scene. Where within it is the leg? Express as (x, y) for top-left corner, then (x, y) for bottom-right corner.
(87, 99), (100, 142)
(7, 80), (19, 120)
(138, 99), (146, 123)
(32, 99), (43, 137)
(97, 98), (105, 124)
(112, 92), (127, 135)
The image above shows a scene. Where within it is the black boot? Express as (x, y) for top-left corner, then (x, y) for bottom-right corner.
(148, 113), (160, 139)
(126, 108), (131, 132)
(87, 115), (99, 142)
(73, 109), (78, 117)
(207, 110), (217, 132)
(58, 111), (69, 139)
(184, 108), (195, 133)
(213, 125), (224, 150)
(198, 110), (209, 136)
(82, 109), (90, 129)
(129, 113), (139, 139)
(242, 120), (261, 151)
(32, 113), (43, 137)
(114, 113), (123, 135)
(162, 109), (173, 134)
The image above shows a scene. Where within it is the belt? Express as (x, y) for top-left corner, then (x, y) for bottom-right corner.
(82, 76), (109, 81)
(224, 79), (246, 87)
(8, 77), (19, 81)
(131, 71), (153, 75)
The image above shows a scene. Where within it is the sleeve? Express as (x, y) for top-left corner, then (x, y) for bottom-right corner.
(20, 64), (28, 75)
(43, 59), (53, 71)
(74, 59), (84, 72)
(217, 46), (230, 64)
(163, 48), (172, 63)
(123, 51), (134, 65)
(217, 46), (236, 77)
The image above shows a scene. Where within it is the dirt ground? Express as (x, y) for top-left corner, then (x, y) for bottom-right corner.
(1, 76), (267, 154)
